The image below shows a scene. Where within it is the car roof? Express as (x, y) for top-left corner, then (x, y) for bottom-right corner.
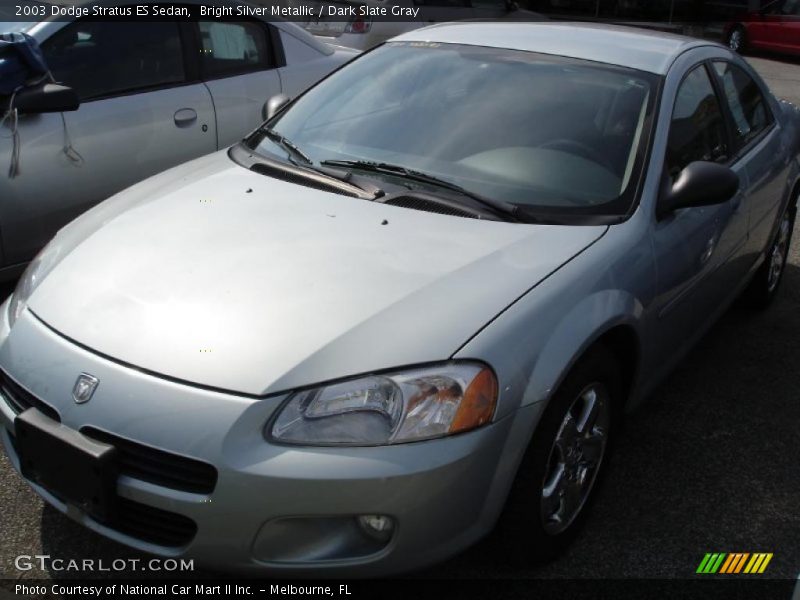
(393, 22), (718, 75)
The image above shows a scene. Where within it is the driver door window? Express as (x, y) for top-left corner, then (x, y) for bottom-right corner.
(43, 21), (185, 100)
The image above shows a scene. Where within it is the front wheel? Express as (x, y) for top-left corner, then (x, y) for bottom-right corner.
(742, 207), (795, 309)
(496, 345), (621, 562)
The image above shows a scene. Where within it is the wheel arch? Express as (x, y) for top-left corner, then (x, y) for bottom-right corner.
(522, 290), (645, 415)
(591, 324), (640, 410)
(544, 322), (641, 417)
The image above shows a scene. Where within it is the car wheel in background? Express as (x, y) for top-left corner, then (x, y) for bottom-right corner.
(742, 205), (796, 309)
(727, 25), (747, 54)
(497, 344), (621, 562)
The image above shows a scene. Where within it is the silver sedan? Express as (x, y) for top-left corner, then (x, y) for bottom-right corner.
(1, 22), (798, 576)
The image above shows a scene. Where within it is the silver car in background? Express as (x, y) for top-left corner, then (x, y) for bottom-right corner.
(0, 0), (358, 280)
(0, 23), (798, 575)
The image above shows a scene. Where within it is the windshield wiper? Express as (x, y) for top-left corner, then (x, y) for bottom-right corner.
(320, 159), (520, 221)
(249, 131), (384, 198)
(233, 140), (383, 200)
(259, 127), (313, 166)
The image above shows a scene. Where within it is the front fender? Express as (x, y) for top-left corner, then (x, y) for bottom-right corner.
(525, 290), (643, 410)
(454, 286), (645, 423)
(453, 220), (651, 421)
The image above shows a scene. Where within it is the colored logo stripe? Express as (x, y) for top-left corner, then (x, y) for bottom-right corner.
(744, 553), (773, 574)
(697, 552), (773, 574)
(719, 554), (736, 573)
(719, 553), (749, 573)
(697, 553), (726, 573)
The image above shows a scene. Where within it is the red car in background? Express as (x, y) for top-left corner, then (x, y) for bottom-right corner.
(726, 0), (800, 56)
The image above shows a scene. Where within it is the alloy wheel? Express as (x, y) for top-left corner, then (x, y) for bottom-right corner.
(728, 28), (743, 52)
(540, 382), (610, 535)
(767, 213), (791, 293)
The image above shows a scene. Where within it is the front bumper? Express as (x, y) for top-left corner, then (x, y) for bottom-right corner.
(0, 307), (540, 576)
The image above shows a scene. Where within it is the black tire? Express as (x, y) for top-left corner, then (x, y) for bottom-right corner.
(496, 344), (622, 563)
(727, 25), (747, 54)
(741, 206), (796, 309)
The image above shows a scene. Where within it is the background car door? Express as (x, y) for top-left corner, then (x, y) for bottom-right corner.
(195, 19), (282, 148)
(711, 60), (786, 263)
(652, 64), (750, 362)
(0, 19), (216, 266)
(753, 0), (790, 52)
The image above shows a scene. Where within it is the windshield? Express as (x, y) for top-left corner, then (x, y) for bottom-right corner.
(250, 42), (658, 220)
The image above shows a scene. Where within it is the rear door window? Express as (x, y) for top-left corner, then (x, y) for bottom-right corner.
(712, 61), (773, 151)
(197, 21), (272, 79)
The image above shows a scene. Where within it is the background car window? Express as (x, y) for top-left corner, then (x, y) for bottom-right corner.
(780, 0), (800, 15)
(198, 21), (270, 78)
(43, 21), (185, 101)
(713, 62), (772, 149)
(667, 65), (728, 177)
(763, 0), (800, 14)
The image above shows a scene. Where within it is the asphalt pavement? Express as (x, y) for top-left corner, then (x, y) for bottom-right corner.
(1, 53), (800, 585)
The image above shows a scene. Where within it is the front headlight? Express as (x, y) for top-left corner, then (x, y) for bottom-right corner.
(8, 244), (64, 329)
(269, 363), (498, 446)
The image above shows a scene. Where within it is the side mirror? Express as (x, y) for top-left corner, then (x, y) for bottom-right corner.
(263, 93), (291, 121)
(657, 161), (740, 220)
(14, 82), (80, 114)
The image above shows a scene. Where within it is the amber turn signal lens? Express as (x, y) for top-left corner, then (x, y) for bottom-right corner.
(449, 367), (498, 433)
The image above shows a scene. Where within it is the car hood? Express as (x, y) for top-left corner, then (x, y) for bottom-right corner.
(28, 151), (606, 396)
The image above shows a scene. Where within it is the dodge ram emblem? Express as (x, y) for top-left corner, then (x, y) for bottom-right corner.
(72, 373), (99, 404)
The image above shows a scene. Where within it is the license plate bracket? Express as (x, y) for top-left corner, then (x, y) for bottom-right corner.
(15, 408), (118, 521)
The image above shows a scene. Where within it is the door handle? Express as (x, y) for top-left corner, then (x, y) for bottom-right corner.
(700, 235), (717, 266)
(174, 108), (198, 128)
